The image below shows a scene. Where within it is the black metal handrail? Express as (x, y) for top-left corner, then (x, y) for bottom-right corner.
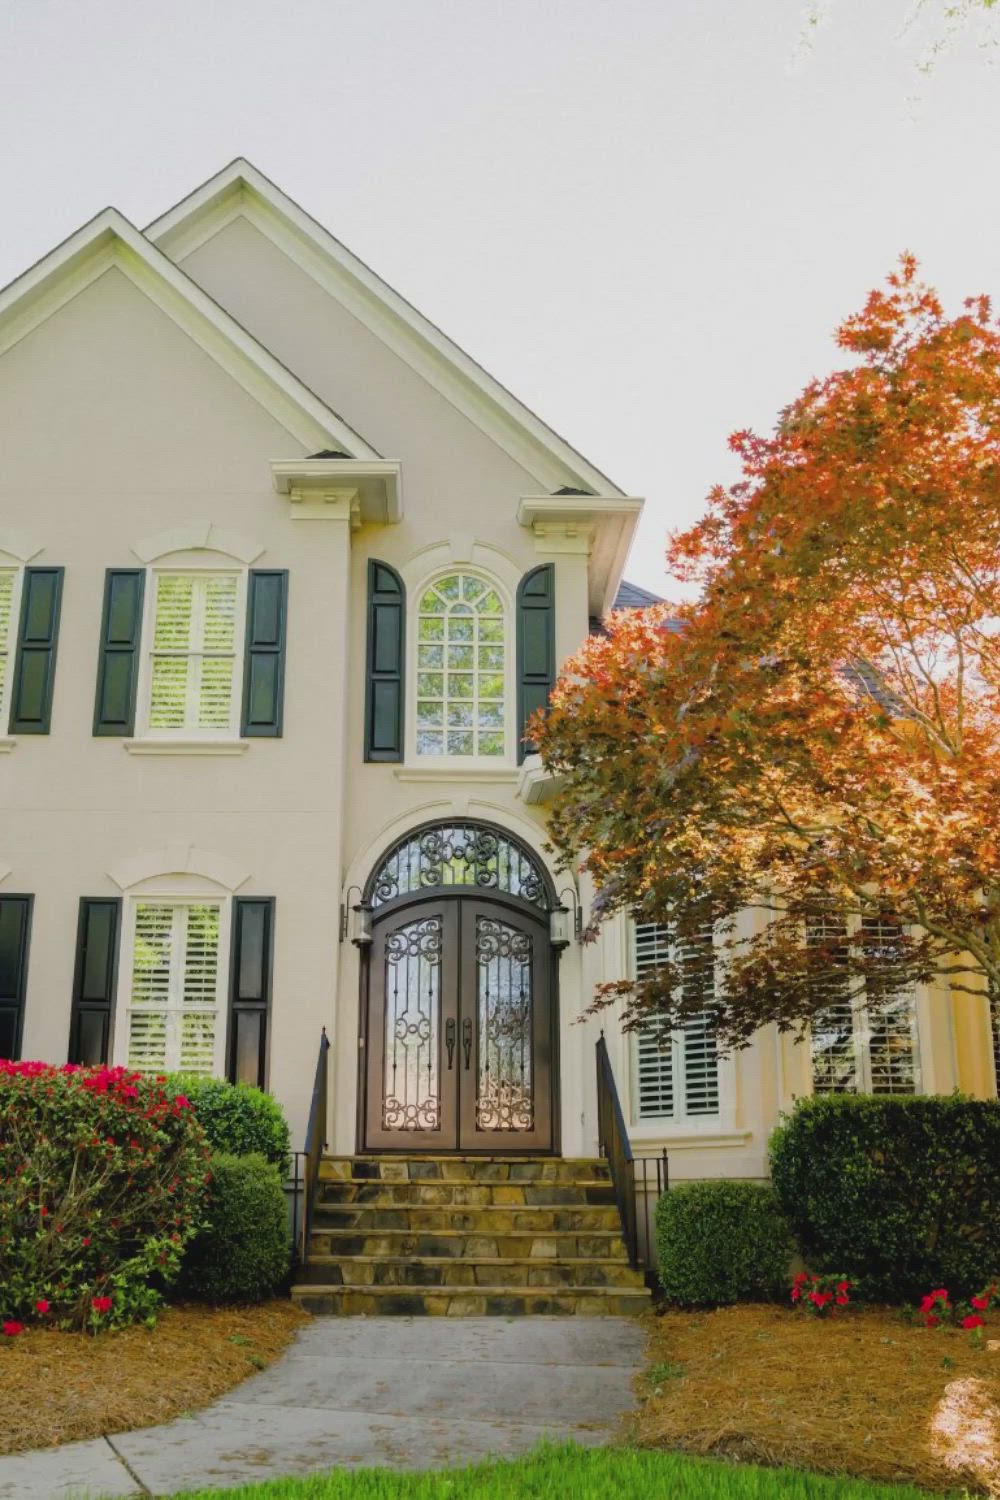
(299, 1027), (330, 1266)
(596, 1031), (669, 1272)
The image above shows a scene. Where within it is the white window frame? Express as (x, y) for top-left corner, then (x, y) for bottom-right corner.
(113, 894), (231, 1077)
(808, 912), (923, 1096)
(134, 565), (247, 742)
(628, 918), (726, 1130)
(0, 564), (24, 731)
(406, 567), (515, 768)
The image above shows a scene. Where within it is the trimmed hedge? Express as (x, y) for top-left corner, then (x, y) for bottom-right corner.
(769, 1094), (1000, 1301)
(182, 1153), (289, 1303)
(168, 1076), (290, 1171)
(655, 1180), (791, 1307)
(0, 1062), (208, 1330)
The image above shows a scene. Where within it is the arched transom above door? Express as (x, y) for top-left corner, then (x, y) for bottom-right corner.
(366, 821), (551, 912)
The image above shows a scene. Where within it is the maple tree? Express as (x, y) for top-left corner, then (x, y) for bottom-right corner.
(537, 256), (1000, 1046)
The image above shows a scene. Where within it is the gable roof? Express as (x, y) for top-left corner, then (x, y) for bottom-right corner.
(145, 159), (631, 498)
(0, 206), (381, 458)
(613, 579), (664, 609)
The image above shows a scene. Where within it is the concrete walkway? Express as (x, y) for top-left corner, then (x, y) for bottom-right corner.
(0, 1317), (648, 1499)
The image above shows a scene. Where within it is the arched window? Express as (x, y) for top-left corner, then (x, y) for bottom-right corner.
(367, 820), (549, 910)
(416, 573), (506, 757)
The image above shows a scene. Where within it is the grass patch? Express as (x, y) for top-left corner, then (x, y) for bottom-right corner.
(0, 1300), (307, 1455)
(167, 1443), (935, 1499)
(634, 1304), (1000, 1494)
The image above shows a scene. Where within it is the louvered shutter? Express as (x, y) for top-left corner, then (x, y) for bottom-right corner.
(633, 920), (719, 1120)
(242, 572), (287, 737)
(677, 927), (719, 1115)
(365, 561), (405, 761)
(807, 915), (859, 1093)
(93, 570), (145, 735)
(860, 915), (918, 1094)
(9, 567), (63, 734)
(69, 899), (121, 1064)
(149, 575), (238, 733)
(127, 903), (222, 1075)
(634, 923), (674, 1118)
(228, 898), (274, 1087)
(516, 564), (555, 763)
(0, 896), (32, 1060)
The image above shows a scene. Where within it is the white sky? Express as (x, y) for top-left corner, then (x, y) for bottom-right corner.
(0, 0), (996, 596)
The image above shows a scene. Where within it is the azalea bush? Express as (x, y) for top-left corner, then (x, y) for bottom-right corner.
(0, 1061), (209, 1332)
(167, 1075), (290, 1171)
(655, 1181), (791, 1307)
(770, 1095), (1000, 1300)
(790, 1272), (852, 1316)
(918, 1282), (1000, 1332)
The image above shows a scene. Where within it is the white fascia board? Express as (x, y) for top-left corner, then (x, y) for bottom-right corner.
(271, 458), (403, 525)
(146, 159), (628, 498)
(518, 494), (644, 615)
(0, 206), (381, 460)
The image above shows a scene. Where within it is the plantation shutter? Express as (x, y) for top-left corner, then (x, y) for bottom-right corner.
(127, 903), (222, 1075)
(808, 914), (918, 1095)
(241, 571), (288, 737)
(807, 916), (858, 1094)
(633, 919), (719, 1120)
(516, 564), (555, 763)
(860, 915), (918, 1095)
(93, 570), (145, 736)
(68, 898), (121, 1065)
(149, 574), (239, 733)
(228, 898), (274, 1087)
(0, 896), (32, 1060)
(9, 567), (64, 734)
(364, 560), (405, 761)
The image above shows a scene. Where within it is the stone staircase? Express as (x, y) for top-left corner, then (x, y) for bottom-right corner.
(291, 1155), (651, 1316)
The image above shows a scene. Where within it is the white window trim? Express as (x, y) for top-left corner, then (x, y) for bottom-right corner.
(113, 893), (231, 1077)
(807, 911), (924, 1096)
(0, 563), (24, 737)
(626, 917), (736, 1134)
(133, 563), (248, 744)
(405, 566), (516, 769)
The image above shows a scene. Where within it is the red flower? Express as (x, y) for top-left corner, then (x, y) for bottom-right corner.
(971, 1294), (990, 1312)
(81, 1237), (90, 1247)
(34, 1300), (50, 1315)
(835, 1294), (850, 1305)
(91, 1296), (112, 1315)
(925, 1314), (940, 1328)
(962, 1314), (986, 1330)
(836, 1281), (850, 1294)
(2, 1321), (24, 1337)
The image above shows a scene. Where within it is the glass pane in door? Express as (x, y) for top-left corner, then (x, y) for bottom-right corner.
(382, 913), (443, 1132)
(474, 914), (534, 1133)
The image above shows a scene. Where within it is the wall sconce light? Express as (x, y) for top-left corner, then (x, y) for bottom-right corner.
(557, 885), (583, 942)
(549, 904), (572, 950)
(340, 885), (372, 945)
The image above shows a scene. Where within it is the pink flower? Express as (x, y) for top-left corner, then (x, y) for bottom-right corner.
(34, 1300), (50, 1315)
(971, 1294), (990, 1312)
(2, 1321), (24, 1336)
(91, 1296), (112, 1315)
(962, 1314), (986, 1330)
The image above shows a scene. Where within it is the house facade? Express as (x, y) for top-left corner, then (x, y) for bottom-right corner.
(0, 161), (996, 1192)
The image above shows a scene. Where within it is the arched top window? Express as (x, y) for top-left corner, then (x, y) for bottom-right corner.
(367, 821), (550, 911)
(416, 573), (506, 757)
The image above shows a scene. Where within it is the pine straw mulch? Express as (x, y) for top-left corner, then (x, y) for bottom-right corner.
(631, 1303), (1000, 1495)
(0, 1300), (308, 1456)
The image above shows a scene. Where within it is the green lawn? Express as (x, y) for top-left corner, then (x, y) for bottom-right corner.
(170, 1443), (933, 1499)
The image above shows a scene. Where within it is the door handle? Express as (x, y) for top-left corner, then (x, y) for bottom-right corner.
(445, 1018), (456, 1070)
(462, 1017), (473, 1070)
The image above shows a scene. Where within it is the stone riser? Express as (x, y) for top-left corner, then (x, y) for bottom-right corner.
(311, 1205), (622, 1234)
(297, 1257), (646, 1289)
(318, 1181), (615, 1208)
(291, 1287), (650, 1317)
(308, 1230), (630, 1260)
(319, 1156), (611, 1184)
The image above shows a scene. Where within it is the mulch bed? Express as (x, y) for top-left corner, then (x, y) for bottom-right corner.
(0, 1300), (308, 1456)
(632, 1303), (1000, 1495)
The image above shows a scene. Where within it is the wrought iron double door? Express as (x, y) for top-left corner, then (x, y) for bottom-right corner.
(363, 896), (554, 1152)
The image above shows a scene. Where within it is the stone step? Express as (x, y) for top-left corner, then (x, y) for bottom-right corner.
(307, 1228), (630, 1260)
(310, 1202), (623, 1234)
(297, 1255), (647, 1289)
(319, 1156), (611, 1184)
(318, 1178), (616, 1208)
(291, 1283), (652, 1318)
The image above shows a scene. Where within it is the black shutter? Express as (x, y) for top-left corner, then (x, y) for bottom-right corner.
(516, 563), (555, 762)
(9, 568), (64, 734)
(242, 571), (288, 737)
(68, 899), (121, 1065)
(228, 898), (274, 1087)
(93, 570), (145, 736)
(364, 560), (404, 762)
(0, 896), (32, 1060)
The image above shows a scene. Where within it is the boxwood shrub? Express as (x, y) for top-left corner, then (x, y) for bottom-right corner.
(655, 1180), (792, 1306)
(167, 1076), (290, 1171)
(182, 1153), (290, 1303)
(0, 1061), (209, 1330)
(769, 1094), (1000, 1301)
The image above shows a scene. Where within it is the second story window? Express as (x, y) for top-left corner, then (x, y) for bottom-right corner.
(416, 573), (506, 758)
(145, 572), (242, 736)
